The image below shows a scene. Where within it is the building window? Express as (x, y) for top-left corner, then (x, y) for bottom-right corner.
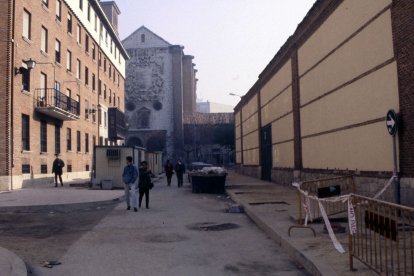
(99, 136), (103, 146)
(86, 164), (89, 171)
(93, 135), (96, 147)
(22, 114), (30, 151)
(141, 34), (145, 43)
(105, 138), (108, 146)
(104, 111), (107, 127)
(92, 104), (96, 123)
(23, 9), (31, 39)
(87, 4), (91, 21)
(98, 79), (101, 95)
(104, 58), (106, 72)
(21, 67), (30, 91)
(110, 40), (113, 53)
(85, 100), (89, 120)
(55, 124), (60, 154)
(22, 164), (30, 174)
(41, 120), (47, 152)
(109, 90), (111, 104)
(98, 109), (101, 125)
(67, 165), (72, 172)
(85, 133), (89, 153)
(94, 14), (97, 31)
(85, 66), (89, 85)
(67, 13), (72, 34)
(103, 84), (106, 99)
(113, 94), (115, 106)
(109, 64), (111, 78)
(77, 131), (81, 152)
(43, 0), (48, 8)
(85, 34), (89, 52)
(92, 44), (95, 60)
(67, 50), (71, 71)
(41, 165), (48, 174)
(114, 47), (117, 59)
(118, 74), (120, 86)
(113, 69), (115, 82)
(41, 26), (48, 53)
(79, 0), (83, 10)
(76, 59), (81, 79)
(92, 73), (95, 91)
(98, 52), (101, 66)
(67, 128), (71, 151)
(77, 25), (81, 44)
(55, 39), (61, 63)
(56, 0), (61, 21)
(118, 96), (120, 108)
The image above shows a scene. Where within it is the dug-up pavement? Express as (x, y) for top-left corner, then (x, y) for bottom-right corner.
(0, 172), (375, 276)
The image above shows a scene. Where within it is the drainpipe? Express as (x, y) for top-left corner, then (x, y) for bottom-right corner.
(10, 0), (16, 190)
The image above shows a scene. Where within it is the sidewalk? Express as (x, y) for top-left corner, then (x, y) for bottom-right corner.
(225, 171), (376, 276)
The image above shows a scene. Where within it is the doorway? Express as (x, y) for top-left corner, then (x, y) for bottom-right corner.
(261, 125), (272, 181)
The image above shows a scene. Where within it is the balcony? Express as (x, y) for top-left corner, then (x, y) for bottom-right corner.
(34, 88), (80, 121)
(108, 107), (125, 140)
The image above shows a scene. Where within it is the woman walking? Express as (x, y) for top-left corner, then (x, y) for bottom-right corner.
(164, 160), (174, 186)
(138, 161), (153, 209)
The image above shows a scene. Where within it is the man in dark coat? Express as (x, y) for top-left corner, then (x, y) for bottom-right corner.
(174, 158), (186, 188)
(52, 153), (65, 187)
(138, 161), (153, 209)
(164, 160), (174, 186)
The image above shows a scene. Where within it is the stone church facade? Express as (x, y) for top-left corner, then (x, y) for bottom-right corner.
(122, 26), (197, 160)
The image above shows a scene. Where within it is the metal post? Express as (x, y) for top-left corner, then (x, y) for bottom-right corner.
(393, 135), (400, 206)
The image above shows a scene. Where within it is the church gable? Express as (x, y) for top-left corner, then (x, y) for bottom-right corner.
(122, 26), (171, 49)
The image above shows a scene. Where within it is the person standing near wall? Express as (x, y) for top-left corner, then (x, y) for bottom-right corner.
(122, 156), (139, 212)
(165, 160), (174, 186)
(138, 161), (153, 209)
(52, 154), (65, 187)
(174, 158), (186, 187)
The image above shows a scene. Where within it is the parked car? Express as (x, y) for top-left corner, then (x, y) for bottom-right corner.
(188, 162), (212, 183)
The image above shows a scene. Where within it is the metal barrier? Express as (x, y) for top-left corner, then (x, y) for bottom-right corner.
(288, 176), (355, 236)
(349, 194), (414, 276)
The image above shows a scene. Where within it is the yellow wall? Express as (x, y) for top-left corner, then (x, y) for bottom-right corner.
(300, 10), (394, 106)
(243, 131), (259, 151)
(243, 148), (259, 165)
(271, 113), (294, 143)
(236, 139), (241, 153)
(272, 142), (294, 168)
(236, 152), (242, 163)
(242, 95), (258, 121)
(301, 62), (399, 136)
(235, 125), (241, 139)
(260, 60), (292, 106)
(242, 113), (259, 135)
(261, 87), (292, 127)
(298, 0), (392, 75)
(235, 111), (241, 127)
(302, 121), (397, 171)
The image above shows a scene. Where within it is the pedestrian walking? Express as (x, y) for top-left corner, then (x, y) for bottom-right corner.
(122, 156), (139, 212)
(174, 158), (186, 187)
(52, 153), (65, 187)
(138, 161), (153, 209)
(164, 160), (174, 186)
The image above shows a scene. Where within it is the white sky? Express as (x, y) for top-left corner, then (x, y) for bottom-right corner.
(116, 0), (316, 107)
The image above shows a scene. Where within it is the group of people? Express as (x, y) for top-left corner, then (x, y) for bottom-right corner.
(122, 157), (187, 213)
(51, 153), (187, 214)
(164, 158), (186, 187)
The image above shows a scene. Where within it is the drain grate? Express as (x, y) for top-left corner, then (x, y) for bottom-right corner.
(188, 222), (239, 231)
(249, 201), (290, 206)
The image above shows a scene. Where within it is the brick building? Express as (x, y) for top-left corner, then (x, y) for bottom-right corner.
(122, 26), (197, 161)
(0, 0), (129, 190)
(234, 0), (414, 207)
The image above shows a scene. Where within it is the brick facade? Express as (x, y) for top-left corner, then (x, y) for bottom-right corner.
(0, 0), (128, 190)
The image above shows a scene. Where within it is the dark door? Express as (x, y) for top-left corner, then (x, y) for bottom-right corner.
(261, 125), (272, 181)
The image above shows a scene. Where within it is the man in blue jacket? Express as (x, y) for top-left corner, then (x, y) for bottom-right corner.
(122, 156), (139, 212)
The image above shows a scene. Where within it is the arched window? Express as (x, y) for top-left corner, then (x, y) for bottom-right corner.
(141, 34), (145, 43)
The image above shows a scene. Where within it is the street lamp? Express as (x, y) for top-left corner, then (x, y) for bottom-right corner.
(15, 58), (36, 75)
(229, 93), (244, 98)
